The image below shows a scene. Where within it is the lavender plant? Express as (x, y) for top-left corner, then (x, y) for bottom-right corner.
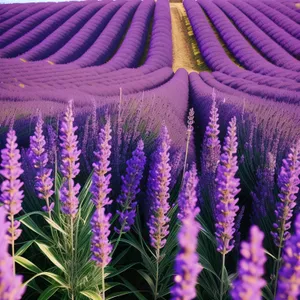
(231, 225), (266, 300)
(147, 125), (171, 299)
(215, 117), (240, 300)
(29, 114), (54, 215)
(272, 141), (300, 295)
(0, 207), (25, 300)
(0, 129), (24, 275)
(276, 214), (300, 300)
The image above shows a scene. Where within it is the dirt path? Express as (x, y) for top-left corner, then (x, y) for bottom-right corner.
(170, 3), (209, 73)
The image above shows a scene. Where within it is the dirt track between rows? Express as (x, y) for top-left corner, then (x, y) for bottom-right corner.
(170, 3), (202, 73)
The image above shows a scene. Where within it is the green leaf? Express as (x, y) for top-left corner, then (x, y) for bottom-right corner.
(15, 256), (42, 274)
(38, 285), (61, 300)
(264, 250), (277, 260)
(16, 240), (35, 256)
(19, 215), (52, 242)
(44, 216), (67, 235)
(80, 290), (103, 300)
(106, 263), (139, 279)
(107, 291), (133, 299)
(35, 241), (66, 273)
(119, 277), (148, 300)
(137, 270), (155, 294)
(24, 272), (69, 288)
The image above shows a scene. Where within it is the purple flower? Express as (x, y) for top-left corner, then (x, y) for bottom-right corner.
(178, 163), (200, 221)
(231, 225), (266, 300)
(171, 211), (202, 299)
(115, 140), (146, 233)
(30, 114), (54, 212)
(0, 207), (25, 300)
(276, 214), (300, 300)
(148, 125), (171, 250)
(90, 207), (112, 268)
(215, 117), (240, 255)
(91, 117), (112, 209)
(59, 100), (81, 218)
(272, 141), (300, 248)
(0, 129), (24, 243)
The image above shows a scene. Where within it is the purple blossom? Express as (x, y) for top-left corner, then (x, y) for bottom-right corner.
(231, 225), (266, 300)
(91, 117), (112, 209)
(276, 214), (300, 300)
(115, 140), (146, 233)
(0, 129), (24, 243)
(148, 125), (171, 250)
(171, 210), (202, 299)
(29, 114), (54, 212)
(0, 207), (25, 300)
(272, 141), (300, 248)
(90, 207), (112, 268)
(178, 163), (200, 221)
(59, 100), (81, 218)
(215, 117), (240, 255)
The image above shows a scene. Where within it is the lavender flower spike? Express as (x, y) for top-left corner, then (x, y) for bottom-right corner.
(272, 141), (300, 248)
(171, 209), (202, 300)
(201, 93), (221, 182)
(115, 140), (146, 233)
(215, 117), (240, 255)
(276, 214), (300, 300)
(0, 207), (25, 300)
(59, 100), (81, 218)
(0, 129), (24, 243)
(231, 226), (266, 300)
(30, 114), (54, 212)
(178, 163), (200, 221)
(148, 125), (171, 250)
(91, 117), (112, 209)
(90, 207), (112, 268)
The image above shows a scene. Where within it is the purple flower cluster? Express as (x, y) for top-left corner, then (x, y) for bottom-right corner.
(215, 117), (240, 255)
(231, 225), (266, 300)
(148, 126), (171, 250)
(0, 207), (25, 300)
(178, 164), (199, 221)
(29, 114), (54, 212)
(0, 129), (24, 243)
(91, 117), (112, 209)
(59, 100), (81, 218)
(115, 140), (146, 233)
(272, 141), (300, 248)
(90, 207), (112, 268)
(276, 214), (300, 300)
(171, 209), (202, 299)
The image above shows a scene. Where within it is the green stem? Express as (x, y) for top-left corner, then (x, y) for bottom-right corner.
(181, 131), (191, 187)
(111, 224), (125, 257)
(70, 216), (75, 300)
(11, 214), (15, 276)
(154, 249), (160, 300)
(220, 252), (226, 300)
(102, 266), (105, 300)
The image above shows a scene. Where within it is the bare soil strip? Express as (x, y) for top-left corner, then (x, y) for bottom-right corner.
(170, 3), (209, 73)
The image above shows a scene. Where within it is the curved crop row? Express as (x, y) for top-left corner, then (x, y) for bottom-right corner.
(48, 1), (123, 64)
(214, 0), (300, 69)
(20, 2), (104, 61)
(143, 0), (173, 71)
(0, 4), (31, 23)
(198, 0), (300, 81)
(0, 3), (50, 35)
(0, 2), (86, 58)
(247, 0), (300, 39)
(263, 0), (300, 23)
(72, 0), (140, 67)
(227, 0), (300, 58)
(0, 2), (70, 49)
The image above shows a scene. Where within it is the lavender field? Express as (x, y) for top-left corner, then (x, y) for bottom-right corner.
(0, 0), (300, 299)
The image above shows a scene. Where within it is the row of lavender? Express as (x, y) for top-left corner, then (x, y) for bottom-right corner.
(1, 99), (299, 299)
(184, 0), (300, 104)
(0, 0), (173, 102)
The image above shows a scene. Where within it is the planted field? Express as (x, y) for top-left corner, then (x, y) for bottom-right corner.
(0, 0), (300, 299)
